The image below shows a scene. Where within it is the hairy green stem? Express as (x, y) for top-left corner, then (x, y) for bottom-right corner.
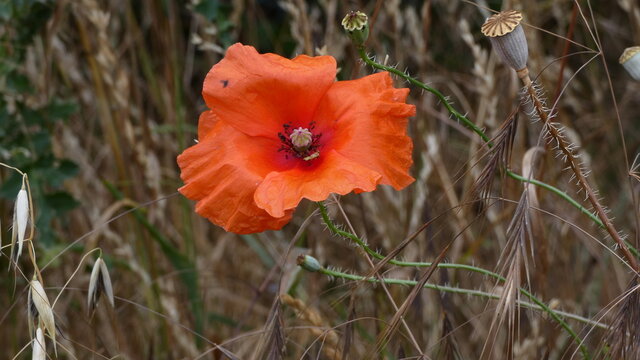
(317, 201), (591, 358)
(310, 261), (604, 330)
(356, 47), (603, 233)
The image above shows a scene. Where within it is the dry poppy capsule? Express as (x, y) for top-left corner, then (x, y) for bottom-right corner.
(481, 10), (529, 74)
(620, 46), (640, 81)
(342, 11), (369, 48)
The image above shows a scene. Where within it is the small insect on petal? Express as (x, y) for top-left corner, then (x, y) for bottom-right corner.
(10, 186), (29, 266)
(32, 327), (46, 360)
(29, 278), (56, 357)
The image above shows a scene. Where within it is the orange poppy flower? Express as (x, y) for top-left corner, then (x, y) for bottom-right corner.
(178, 43), (415, 234)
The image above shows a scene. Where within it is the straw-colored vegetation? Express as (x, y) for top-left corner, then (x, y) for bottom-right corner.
(2, 0), (640, 359)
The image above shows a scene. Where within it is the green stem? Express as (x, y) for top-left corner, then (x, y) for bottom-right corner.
(356, 47), (602, 232)
(317, 201), (591, 358)
(311, 263), (604, 330)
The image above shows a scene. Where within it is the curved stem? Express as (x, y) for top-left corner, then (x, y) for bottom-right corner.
(317, 201), (590, 358)
(356, 48), (604, 235)
(312, 263), (605, 330)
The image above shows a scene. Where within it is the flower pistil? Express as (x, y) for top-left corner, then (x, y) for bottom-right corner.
(278, 122), (322, 161)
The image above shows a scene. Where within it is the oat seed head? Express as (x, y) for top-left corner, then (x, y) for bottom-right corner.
(29, 278), (56, 357)
(32, 327), (46, 360)
(87, 257), (102, 311)
(100, 258), (115, 308)
(88, 257), (115, 312)
(11, 186), (29, 265)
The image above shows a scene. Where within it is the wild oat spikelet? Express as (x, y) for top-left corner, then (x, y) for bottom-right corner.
(32, 327), (46, 360)
(10, 184), (29, 266)
(87, 257), (115, 313)
(481, 10), (529, 73)
(29, 278), (56, 356)
(620, 46), (640, 80)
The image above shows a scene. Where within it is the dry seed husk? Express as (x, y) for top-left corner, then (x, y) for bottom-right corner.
(29, 279), (56, 356)
(482, 10), (529, 71)
(620, 46), (640, 80)
(88, 258), (100, 311)
(88, 257), (115, 312)
(99, 258), (115, 307)
(32, 327), (46, 360)
(10, 187), (29, 265)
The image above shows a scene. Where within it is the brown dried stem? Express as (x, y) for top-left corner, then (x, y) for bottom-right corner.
(519, 69), (639, 273)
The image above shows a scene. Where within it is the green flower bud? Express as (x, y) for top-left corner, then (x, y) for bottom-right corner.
(297, 254), (322, 272)
(342, 11), (369, 48)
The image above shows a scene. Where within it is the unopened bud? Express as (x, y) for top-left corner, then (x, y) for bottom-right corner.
(297, 254), (322, 272)
(481, 10), (529, 72)
(342, 11), (369, 48)
(620, 46), (640, 81)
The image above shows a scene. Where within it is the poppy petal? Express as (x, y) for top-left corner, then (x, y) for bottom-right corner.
(178, 115), (292, 234)
(254, 150), (382, 218)
(314, 72), (416, 190)
(203, 43), (337, 138)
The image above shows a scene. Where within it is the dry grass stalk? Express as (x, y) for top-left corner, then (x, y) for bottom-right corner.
(280, 294), (342, 359)
(483, 191), (532, 359)
(604, 282), (640, 358)
(469, 108), (519, 203)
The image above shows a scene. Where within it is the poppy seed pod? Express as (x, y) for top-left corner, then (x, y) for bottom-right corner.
(481, 10), (529, 73)
(620, 46), (640, 81)
(342, 11), (369, 48)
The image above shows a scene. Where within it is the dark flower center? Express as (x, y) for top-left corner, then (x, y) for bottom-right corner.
(278, 122), (322, 161)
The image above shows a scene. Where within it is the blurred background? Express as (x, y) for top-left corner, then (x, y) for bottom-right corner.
(2, 0), (640, 358)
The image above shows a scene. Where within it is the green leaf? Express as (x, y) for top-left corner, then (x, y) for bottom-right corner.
(194, 0), (219, 21)
(43, 192), (79, 212)
(45, 100), (77, 121)
(6, 71), (32, 93)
